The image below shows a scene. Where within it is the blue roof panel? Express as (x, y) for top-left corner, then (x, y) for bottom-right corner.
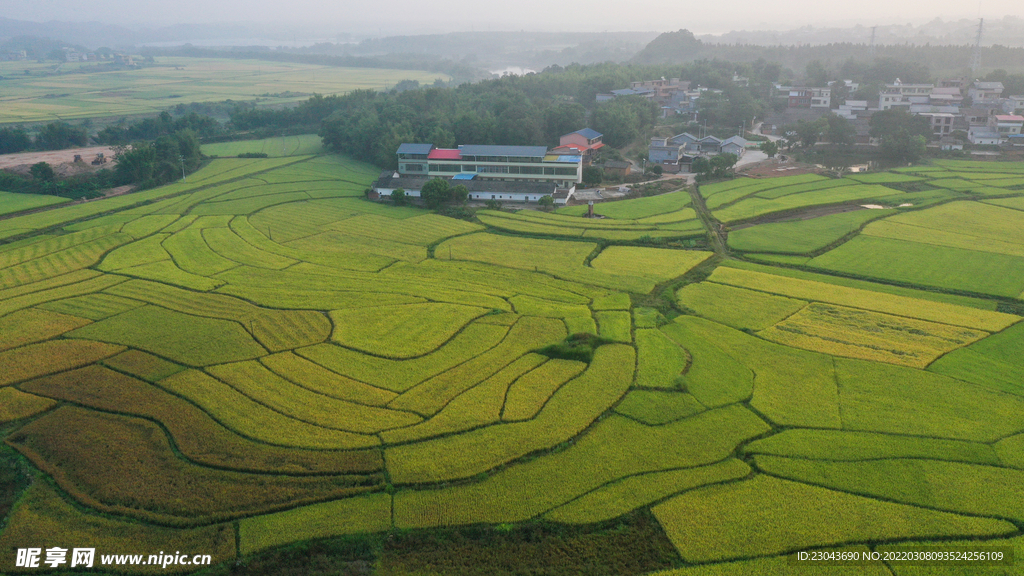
(556, 155), (583, 163)
(452, 173), (476, 180)
(572, 128), (603, 139)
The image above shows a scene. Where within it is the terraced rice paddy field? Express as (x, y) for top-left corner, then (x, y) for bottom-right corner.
(1, 154), (1024, 575)
(0, 58), (448, 124)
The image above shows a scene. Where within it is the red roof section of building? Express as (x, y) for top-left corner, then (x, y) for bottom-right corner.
(994, 115), (1024, 122)
(428, 149), (462, 160)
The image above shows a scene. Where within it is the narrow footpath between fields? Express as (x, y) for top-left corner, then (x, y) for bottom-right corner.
(688, 184), (729, 256)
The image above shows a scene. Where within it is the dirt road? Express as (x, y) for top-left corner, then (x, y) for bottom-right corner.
(0, 146), (115, 170)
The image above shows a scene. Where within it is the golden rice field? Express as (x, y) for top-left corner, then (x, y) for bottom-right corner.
(0, 58), (449, 123)
(1, 153), (1023, 575)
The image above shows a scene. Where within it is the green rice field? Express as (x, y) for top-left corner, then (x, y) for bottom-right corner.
(0, 155), (1023, 574)
(0, 57), (448, 123)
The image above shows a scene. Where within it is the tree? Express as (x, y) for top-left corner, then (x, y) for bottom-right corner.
(759, 140), (779, 157)
(538, 195), (554, 210)
(390, 188), (408, 206)
(869, 107), (931, 141)
(0, 127), (31, 154)
(691, 156), (711, 176)
(420, 178), (451, 209)
(450, 184), (469, 205)
(805, 60), (830, 87)
(29, 162), (54, 181)
(950, 130), (969, 143)
(581, 166), (603, 187)
(880, 129), (926, 164)
(710, 153), (738, 176)
(823, 114), (855, 146)
(791, 118), (825, 147)
(543, 102), (586, 143)
(35, 121), (88, 150)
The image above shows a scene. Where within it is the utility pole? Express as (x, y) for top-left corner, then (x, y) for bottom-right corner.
(179, 154), (186, 182)
(970, 18), (984, 75)
(869, 26), (877, 57)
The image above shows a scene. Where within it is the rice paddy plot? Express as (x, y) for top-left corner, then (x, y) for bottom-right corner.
(10, 406), (374, 525)
(381, 354), (547, 444)
(206, 360), (421, 433)
(436, 233), (656, 293)
(0, 307), (91, 351)
(590, 247), (712, 281)
(239, 493), (392, 555)
(203, 134), (324, 157)
(0, 57), (449, 123)
(22, 365), (381, 476)
(581, 189), (693, 219)
(727, 209), (893, 254)
(0, 190), (68, 216)
(928, 321), (1024, 396)
(670, 316), (840, 428)
(297, 322), (511, 392)
(259, 351), (395, 406)
(386, 344), (635, 484)
(835, 358), (1024, 442)
(708, 265), (1017, 330)
(68, 305), (265, 366)
(394, 406), (768, 526)
(595, 310), (631, 343)
(0, 387), (56, 424)
(614, 390), (705, 424)
(388, 316), (565, 416)
(328, 213), (483, 246)
(0, 483), (236, 574)
(634, 328), (690, 389)
(0, 233), (132, 290)
(330, 303), (490, 358)
(0, 272), (127, 318)
(677, 282), (806, 331)
(713, 184), (903, 224)
(158, 369), (379, 450)
(652, 475), (1014, 563)
(744, 429), (1001, 465)
(502, 358), (587, 421)
(756, 456), (1024, 521)
(759, 302), (989, 368)
(807, 235), (1024, 298)
(544, 459), (749, 525)
(660, 320), (753, 407)
(0, 338), (124, 387)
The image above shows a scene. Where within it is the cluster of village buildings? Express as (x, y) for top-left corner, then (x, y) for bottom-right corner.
(765, 78), (1024, 148)
(379, 75), (1024, 204)
(373, 129), (605, 205)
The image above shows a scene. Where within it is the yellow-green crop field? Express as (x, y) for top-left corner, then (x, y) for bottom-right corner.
(0, 58), (448, 123)
(1, 153), (1023, 574)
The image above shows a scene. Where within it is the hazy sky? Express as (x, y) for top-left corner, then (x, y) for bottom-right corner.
(0, 0), (1020, 35)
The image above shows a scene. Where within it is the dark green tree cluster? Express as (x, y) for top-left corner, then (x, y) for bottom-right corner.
(34, 121), (88, 150)
(96, 111), (221, 145)
(869, 108), (931, 163)
(0, 127), (32, 155)
(114, 130), (202, 189)
(419, 178), (469, 209)
(785, 114), (855, 147)
(691, 153), (738, 181)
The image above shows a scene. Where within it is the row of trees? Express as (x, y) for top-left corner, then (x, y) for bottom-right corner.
(96, 111), (221, 145)
(0, 122), (88, 154)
